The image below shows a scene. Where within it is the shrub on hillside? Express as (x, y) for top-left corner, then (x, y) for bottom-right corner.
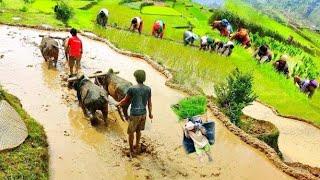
(215, 69), (257, 126)
(54, 1), (73, 23)
(24, 0), (35, 3)
(20, 6), (28, 12)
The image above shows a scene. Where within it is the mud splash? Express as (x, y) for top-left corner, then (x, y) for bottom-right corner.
(243, 102), (320, 168)
(0, 25), (291, 179)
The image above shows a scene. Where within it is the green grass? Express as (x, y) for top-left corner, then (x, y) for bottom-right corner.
(0, 88), (48, 179)
(172, 96), (207, 120)
(141, 6), (181, 16)
(0, 0), (320, 126)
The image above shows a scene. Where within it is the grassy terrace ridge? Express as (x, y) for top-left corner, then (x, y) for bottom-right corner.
(0, 88), (48, 179)
(0, 0), (319, 127)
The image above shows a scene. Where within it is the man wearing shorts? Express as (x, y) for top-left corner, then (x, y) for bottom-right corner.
(117, 70), (153, 157)
(67, 28), (83, 75)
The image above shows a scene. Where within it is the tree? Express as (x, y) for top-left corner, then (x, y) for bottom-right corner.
(215, 69), (257, 126)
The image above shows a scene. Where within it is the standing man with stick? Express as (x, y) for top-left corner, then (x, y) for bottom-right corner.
(117, 70), (153, 158)
(67, 28), (83, 76)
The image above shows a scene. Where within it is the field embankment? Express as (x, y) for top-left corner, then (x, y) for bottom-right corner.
(0, 88), (48, 179)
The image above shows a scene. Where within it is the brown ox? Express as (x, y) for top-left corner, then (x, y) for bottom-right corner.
(39, 36), (59, 69)
(94, 69), (133, 120)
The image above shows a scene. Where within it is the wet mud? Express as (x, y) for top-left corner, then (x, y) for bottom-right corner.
(0, 25), (291, 179)
(243, 102), (320, 168)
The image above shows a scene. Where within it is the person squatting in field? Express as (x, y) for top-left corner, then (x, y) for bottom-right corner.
(294, 76), (319, 98)
(96, 8), (109, 27)
(67, 28), (83, 76)
(152, 20), (166, 38)
(253, 45), (273, 63)
(200, 35), (214, 50)
(117, 70), (153, 157)
(273, 55), (290, 78)
(211, 19), (233, 37)
(184, 30), (198, 46)
(230, 27), (251, 48)
(130, 17), (143, 34)
(184, 121), (213, 162)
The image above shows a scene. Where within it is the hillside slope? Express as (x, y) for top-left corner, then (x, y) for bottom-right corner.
(242, 0), (320, 29)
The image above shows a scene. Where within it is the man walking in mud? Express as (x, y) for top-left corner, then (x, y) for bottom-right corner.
(67, 28), (83, 75)
(117, 70), (153, 157)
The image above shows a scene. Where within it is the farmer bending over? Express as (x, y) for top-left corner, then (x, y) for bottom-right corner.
(130, 17), (143, 34)
(152, 20), (166, 38)
(253, 45), (272, 63)
(200, 35), (214, 50)
(211, 19), (233, 37)
(117, 70), (153, 157)
(183, 30), (198, 45)
(230, 28), (251, 48)
(294, 76), (318, 98)
(184, 121), (212, 162)
(273, 55), (289, 78)
(67, 28), (83, 76)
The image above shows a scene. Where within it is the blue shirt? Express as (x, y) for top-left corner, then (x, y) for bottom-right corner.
(127, 84), (151, 116)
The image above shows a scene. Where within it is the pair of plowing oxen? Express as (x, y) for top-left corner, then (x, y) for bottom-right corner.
(68, 69), (132, 125)
(39, 16), (130, 125)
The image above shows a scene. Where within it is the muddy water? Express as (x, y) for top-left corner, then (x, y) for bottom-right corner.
(0, 25), (291, 179)
(243, 102), (320, 168)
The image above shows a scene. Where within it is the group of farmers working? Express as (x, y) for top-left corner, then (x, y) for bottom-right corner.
(187, 18), (318, 98)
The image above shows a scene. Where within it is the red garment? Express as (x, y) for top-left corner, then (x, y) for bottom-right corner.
(232, 29), (251, 46)
(68, 36), (82, 58)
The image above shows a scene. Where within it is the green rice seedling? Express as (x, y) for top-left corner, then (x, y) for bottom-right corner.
(171, 95), (207, 120)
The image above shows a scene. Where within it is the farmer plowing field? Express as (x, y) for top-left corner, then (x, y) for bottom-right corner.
(67, 28), (83, 76)
(152, 20), (166, 38)
(117, 70), (153, 158)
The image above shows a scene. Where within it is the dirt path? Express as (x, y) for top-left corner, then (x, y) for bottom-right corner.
(243, 102), (320, 168)
(0, 25), (291, 179)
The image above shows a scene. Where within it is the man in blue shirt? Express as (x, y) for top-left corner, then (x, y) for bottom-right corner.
(117, 70), (153, 157)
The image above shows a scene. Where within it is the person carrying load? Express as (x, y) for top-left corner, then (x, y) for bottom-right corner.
(183, 30), (198, 46)
(231, 28), (251, 48)
(253, 45), (273, 63)
(273, 55), (289, 78)
(200, 35), (214, 50)
(184, 120), (213, 162)
(211, 19), (233, 37)
(130, 17), (143, 34)
(152, 20), (166, 38)
(294, 76), (318, 98)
